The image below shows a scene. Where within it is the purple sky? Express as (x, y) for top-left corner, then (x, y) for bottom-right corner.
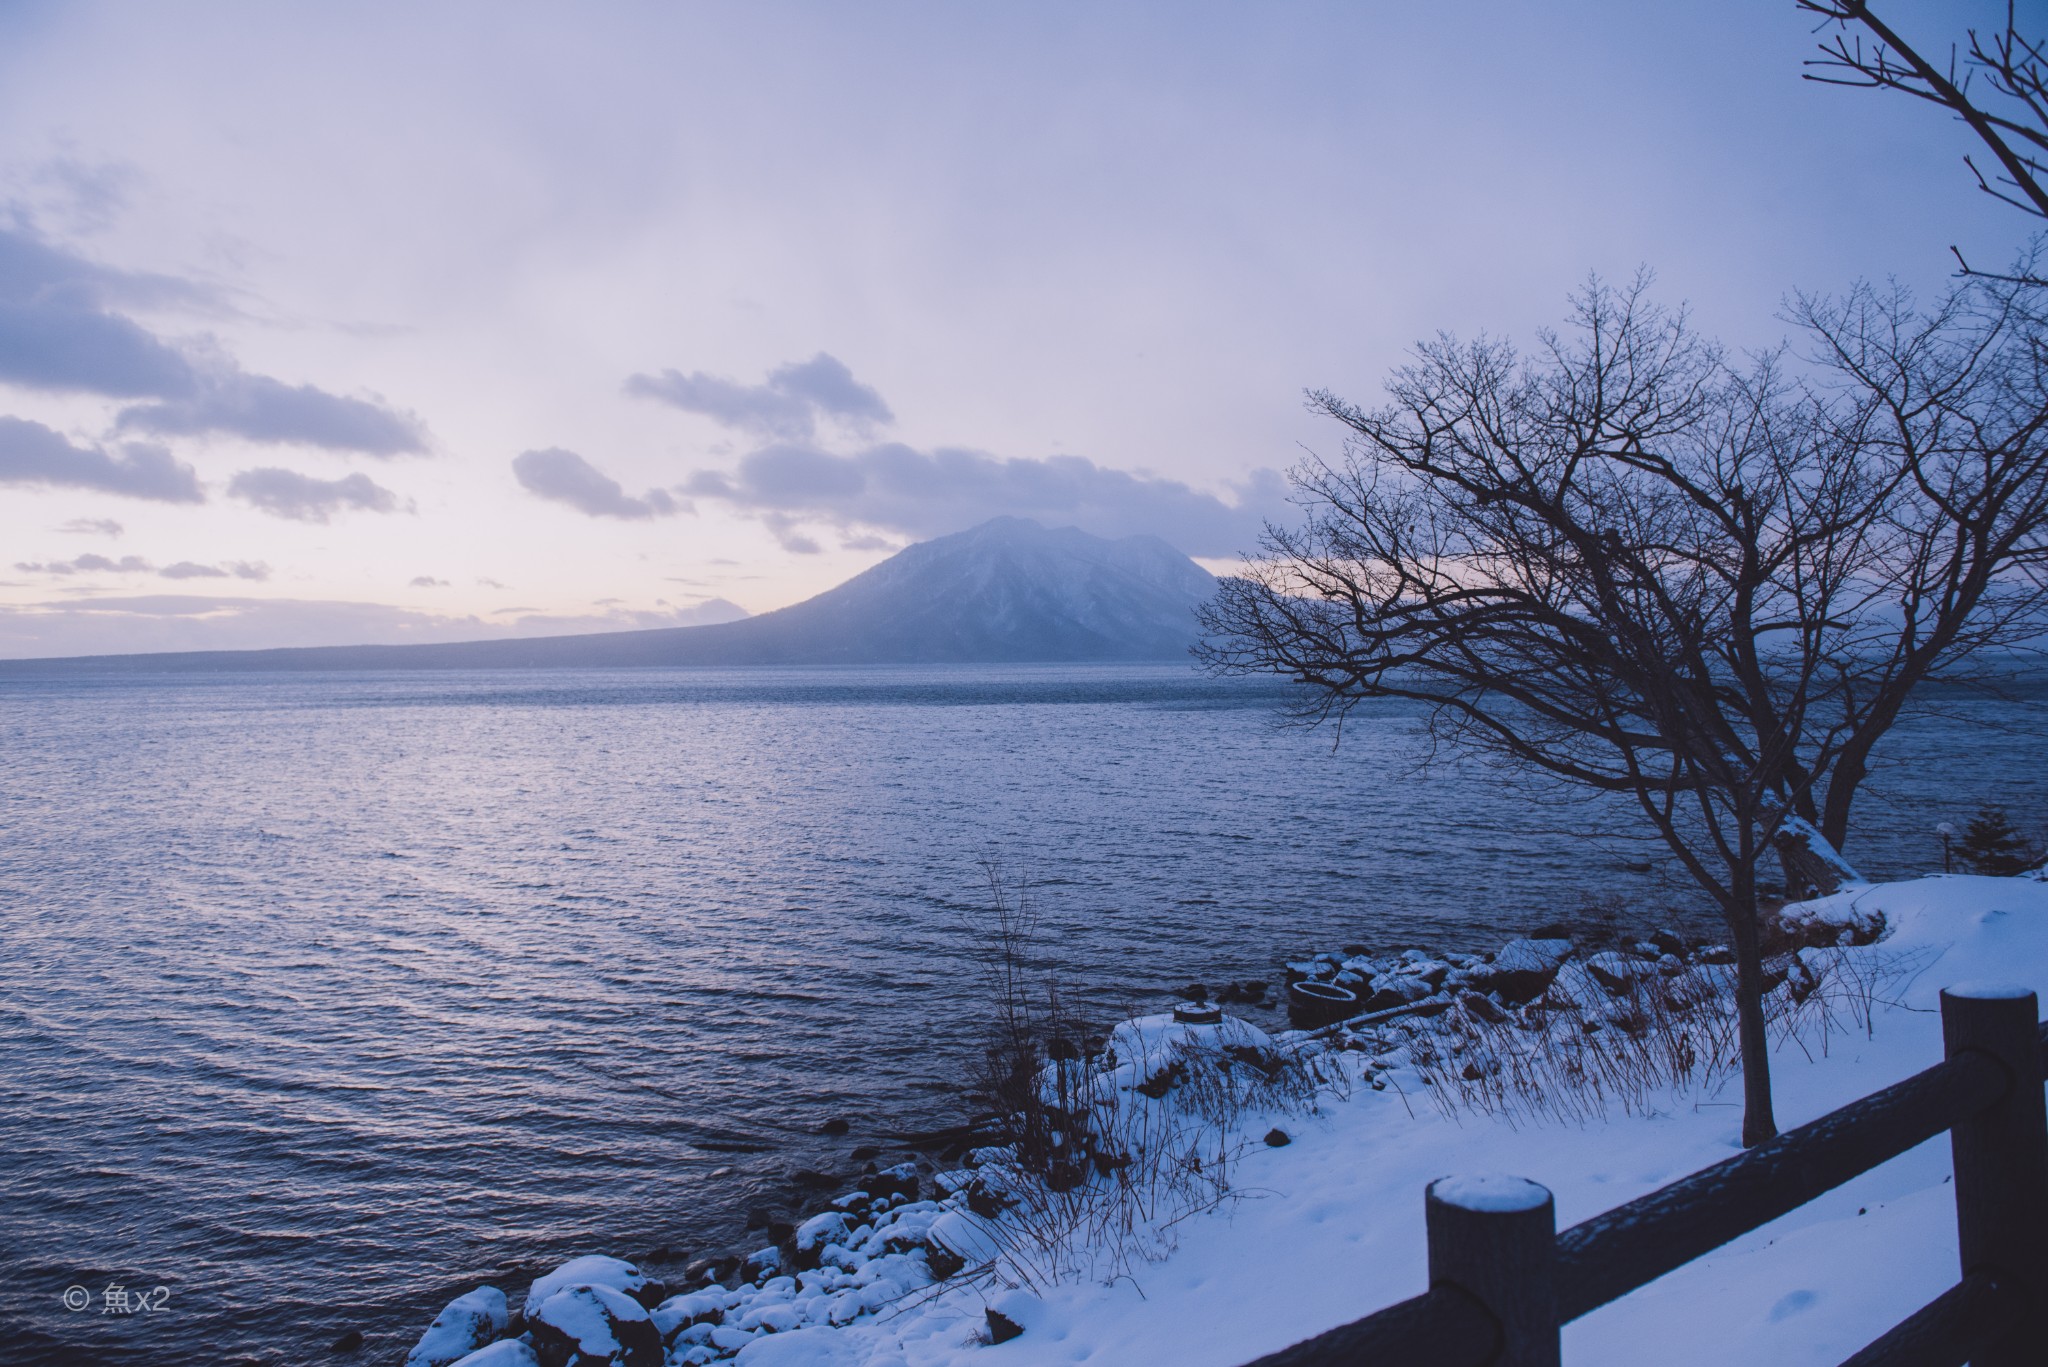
(0, 0), (2031, 656)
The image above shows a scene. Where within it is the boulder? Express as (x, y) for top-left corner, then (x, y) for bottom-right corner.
(1362, 973), (1432, 1012)
(1584, 952), (1648, 996)
(650, 1289), (730, 1340)
(1474, 938), (1573, 1004)
(529, 1284), (662, 1367)
(925, 1210), (1001, 1277)
(405, 1287), (510, 1367)
(868, 1162), (920, 1203)
(524, 1258), (660, 1319)
(1457, 991), (1508, 1025)
(792, 1211), (852, 1271)
(449, 1344), (541, 1367)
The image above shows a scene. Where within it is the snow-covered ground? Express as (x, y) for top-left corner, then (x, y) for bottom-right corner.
(430, 872), (2048, 1367)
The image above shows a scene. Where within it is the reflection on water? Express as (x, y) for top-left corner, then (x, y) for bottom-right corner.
(0, 664), (2040, 1364)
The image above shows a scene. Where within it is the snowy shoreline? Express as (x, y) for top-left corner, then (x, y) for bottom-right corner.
(400, 870), (2047, 1367)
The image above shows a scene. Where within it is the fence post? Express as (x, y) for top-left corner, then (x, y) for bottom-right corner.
(1426, 1175), (1558, 1367)
(1941, 984), (2048, 1366)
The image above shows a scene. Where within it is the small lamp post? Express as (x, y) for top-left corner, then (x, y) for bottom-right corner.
(1937, 821), (1956, 874)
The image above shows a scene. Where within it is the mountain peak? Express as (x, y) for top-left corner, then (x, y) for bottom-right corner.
(0, 518), (1219, 671)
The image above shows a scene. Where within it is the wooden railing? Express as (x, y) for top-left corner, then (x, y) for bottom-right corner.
(1241, 984), (2048, 1367)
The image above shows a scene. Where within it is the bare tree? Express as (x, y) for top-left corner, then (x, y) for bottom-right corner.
(1199, 273), (2048, 1145)
(1802, 0), (2048, 275)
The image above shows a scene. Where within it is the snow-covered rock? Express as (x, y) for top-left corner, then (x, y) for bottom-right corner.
(1473, 937), (1573, 1002)
(1583, 951), (1650, 995)
(447, 1343), (540, 1367)
(523, 1255), (658, 1319)
(1777, 886), (1887, 947)
(529, 1282), (661, 1367)
(405, 1286), (509, 1367)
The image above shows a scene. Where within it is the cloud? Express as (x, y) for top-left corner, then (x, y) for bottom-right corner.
(0, 416), (204, 501)
(0, 295), (200, 397)
(409, 575), (448, 588)
(227, 467), (404, 522)
(0, 593), (750, 658)
(16, 553), (150, 574)
(14, 553), (269, 581)
(0, 224), (211, 397)
(625, 352), (892, 440)
(0, 226), (427, 454)
(682, 441), (1287, 556)
(117, 371), (427, 455)
(512, 446), (677, 519)
(161, 560), (270, 581)
(58, 518), (123, 536)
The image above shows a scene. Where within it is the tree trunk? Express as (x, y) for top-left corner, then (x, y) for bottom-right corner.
(1725, 872), (1778, 1147)
(1772, 815), (1861, 900)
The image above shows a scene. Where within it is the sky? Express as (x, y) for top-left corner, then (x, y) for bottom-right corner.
(0, 0), (2034, 657)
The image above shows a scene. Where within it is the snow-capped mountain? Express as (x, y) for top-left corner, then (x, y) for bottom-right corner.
(4, 518), (1221, 670)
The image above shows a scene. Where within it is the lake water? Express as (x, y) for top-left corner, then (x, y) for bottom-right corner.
(1, 664), (2042, 1365)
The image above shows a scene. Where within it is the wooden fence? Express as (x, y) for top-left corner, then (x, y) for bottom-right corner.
(1241, 984), (2048, 1367)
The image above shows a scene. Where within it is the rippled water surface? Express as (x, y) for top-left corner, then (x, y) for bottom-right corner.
(1, 664), (2042, 1364)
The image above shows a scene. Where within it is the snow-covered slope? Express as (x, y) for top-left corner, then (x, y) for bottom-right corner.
(725, 874), (2048, 1367)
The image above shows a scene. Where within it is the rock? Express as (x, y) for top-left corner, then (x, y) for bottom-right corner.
(1394, 957), (1450, 989)
(331, 1328), (364, 1353)
(819, 1117), (850, 1136)
(406, 1286), (510, 1367)
(987, 1308), (1024, 1344)
(448, 1345), (541, 1367)
(1649, 927), (1687, 958)
(1696, 944), (1736, 965)
(1363, 973), (1432, 1012)
(849, 1145), (881, 1162)
(869, 1161), (920, 1203)
(524, 1258), (658, 1320)
(790, 1169), (838, 1189)
(1457, 991), (1508, 1024)
(650, 1289), (729, 1340)
(792, 1211), (852, 1271)
(1584, 951), (1647, 995)
(529, 1283), (662, 1367)
(1263, 1128), (1291, 1147)
(1774, 891), (1886, 949)
(926, 1210), (1001, 1276)
(684, 1255), (738, 1285)
(1473, 938), (1573, 1004)
(743, 1246), (782, 1277)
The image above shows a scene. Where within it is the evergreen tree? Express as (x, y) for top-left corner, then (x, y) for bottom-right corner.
(1954, 806), (2041, 876)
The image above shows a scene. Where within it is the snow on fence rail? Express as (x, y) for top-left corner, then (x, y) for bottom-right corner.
(1241, 984), (2048, 1367)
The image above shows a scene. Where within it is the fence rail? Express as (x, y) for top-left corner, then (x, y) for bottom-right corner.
(1241, 984), (2048, 1367)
